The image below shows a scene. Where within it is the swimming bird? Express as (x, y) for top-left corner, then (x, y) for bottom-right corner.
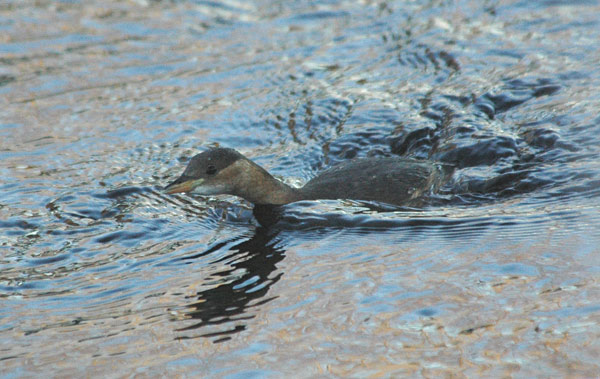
(165, 148), (452, 207)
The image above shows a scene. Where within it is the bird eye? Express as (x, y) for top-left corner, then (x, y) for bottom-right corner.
(206, 165), (217, 175)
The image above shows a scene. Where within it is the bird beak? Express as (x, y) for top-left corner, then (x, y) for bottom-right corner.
(164, 175), (201, 194)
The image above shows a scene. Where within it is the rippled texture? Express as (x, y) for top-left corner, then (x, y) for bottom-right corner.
(2, 0), (600, 376)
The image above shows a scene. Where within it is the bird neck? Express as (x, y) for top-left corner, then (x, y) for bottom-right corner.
(232, 159), (302, 205)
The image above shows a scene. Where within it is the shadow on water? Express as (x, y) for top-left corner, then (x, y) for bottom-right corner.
(174, 226), (284, 343)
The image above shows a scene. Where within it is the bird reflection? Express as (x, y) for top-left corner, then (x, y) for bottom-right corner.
(175, 207), (285, 342)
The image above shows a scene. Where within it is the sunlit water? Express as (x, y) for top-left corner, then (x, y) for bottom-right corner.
(2, 0), (600, 376)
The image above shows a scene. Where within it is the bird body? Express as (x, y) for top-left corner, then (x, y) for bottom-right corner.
(165, 148), (451, 207)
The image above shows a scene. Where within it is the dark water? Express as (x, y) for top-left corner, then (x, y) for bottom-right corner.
(2, 0), (600, 376)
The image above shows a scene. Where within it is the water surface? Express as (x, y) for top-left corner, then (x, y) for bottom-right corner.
(2, 0), (600, 376)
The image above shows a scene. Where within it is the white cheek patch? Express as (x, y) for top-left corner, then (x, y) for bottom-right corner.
(191, 183), (228, 196)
